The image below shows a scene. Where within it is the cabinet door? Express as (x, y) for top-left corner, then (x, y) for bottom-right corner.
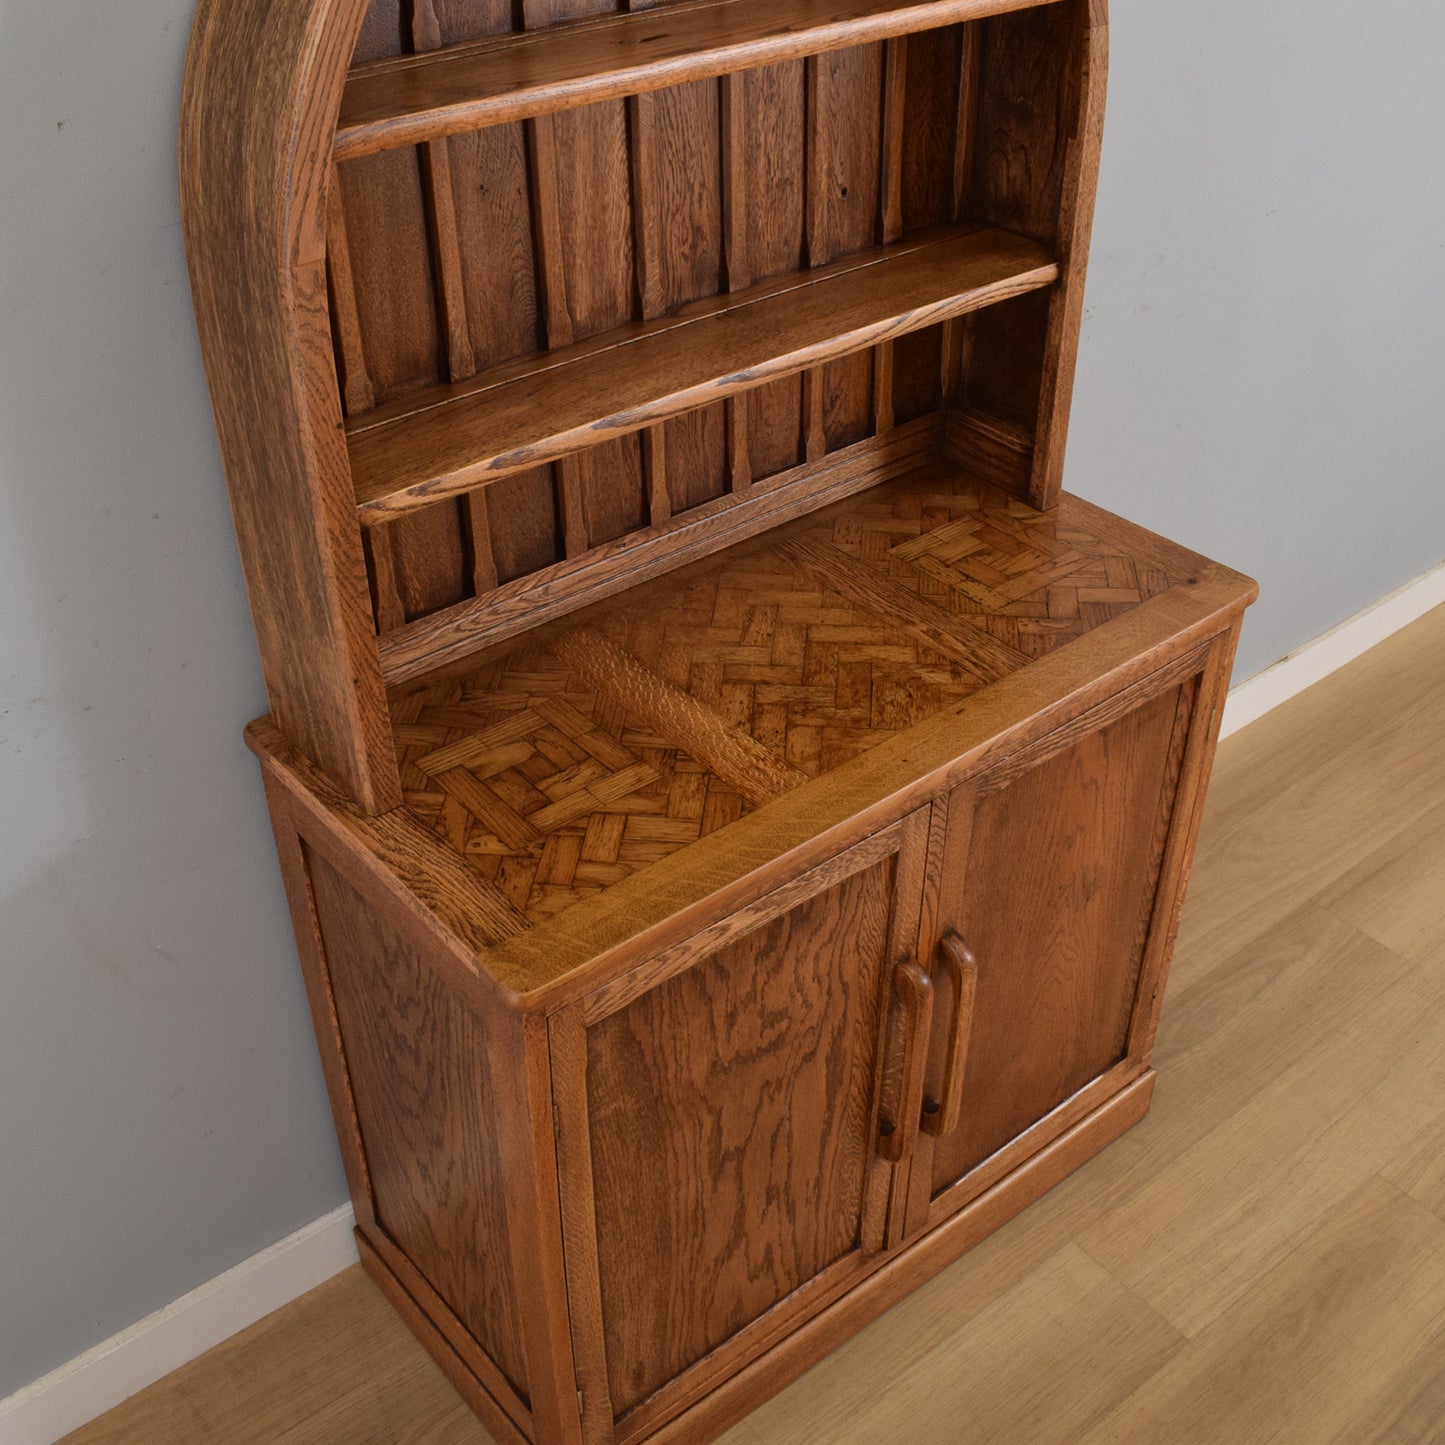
(905, 674), (1203, 1236)
(552, 816), (932, 1435)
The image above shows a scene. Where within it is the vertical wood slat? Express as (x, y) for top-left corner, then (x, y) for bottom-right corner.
(324, 174), (375, 415)
(363, 526), (407, 632)
(467, 489), (502, 592)
(327, 170), (406, 632)
(521, 0), (584, 559)
(520, 0), (574, 355)
(952, 22), (983, 223)
(558, 456), (589, 559)
(720, 72), (753, 492)
(527, 114), (573, 350)
(879, 38), (908, 246)
(410, 0), (476, 383)
(410, 0), (501, 599)
(940, 22), (982, 405)
(642, 427), (670, 525)
(874, 37), (907, 434)
(627, 89), (665, 321)
(803, 56), (829, 462)
(624, 21), (671, 526)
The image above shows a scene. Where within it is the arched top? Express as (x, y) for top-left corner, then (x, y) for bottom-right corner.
(181, 0), (370, 272)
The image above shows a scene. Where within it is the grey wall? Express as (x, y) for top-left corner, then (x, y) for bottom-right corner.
(1, 0), (1442, 1402)
(1071, 2), (1445, 675)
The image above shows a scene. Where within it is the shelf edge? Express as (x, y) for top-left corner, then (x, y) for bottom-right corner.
(334, 0), (1061, 159)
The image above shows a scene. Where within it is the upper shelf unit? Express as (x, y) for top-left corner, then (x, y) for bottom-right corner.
(335, 0), (1060, 158)
(179, 0), (1107, 814)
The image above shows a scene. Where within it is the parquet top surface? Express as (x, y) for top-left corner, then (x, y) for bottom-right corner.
(389, 464), (1197, 930)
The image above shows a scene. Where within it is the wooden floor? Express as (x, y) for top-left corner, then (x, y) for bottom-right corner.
(66, 604), (1445, 1445)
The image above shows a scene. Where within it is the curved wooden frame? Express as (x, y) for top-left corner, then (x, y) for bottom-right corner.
(180, 0), (398, 811)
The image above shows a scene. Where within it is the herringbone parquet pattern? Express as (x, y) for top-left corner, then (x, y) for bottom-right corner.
(390, 470), (1189, 925)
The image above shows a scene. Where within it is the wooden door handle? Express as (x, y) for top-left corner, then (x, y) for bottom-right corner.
(879, 959), (934, 1163)
(922, 929), (979, 1138)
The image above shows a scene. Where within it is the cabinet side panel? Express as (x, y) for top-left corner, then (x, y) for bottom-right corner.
(930, 682), (1183, 1188)
(305, 849), (530, 1399)
(586, 859), (895, 1416)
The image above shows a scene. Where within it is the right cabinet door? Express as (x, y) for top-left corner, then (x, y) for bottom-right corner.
(905, 670), (1208, 1235)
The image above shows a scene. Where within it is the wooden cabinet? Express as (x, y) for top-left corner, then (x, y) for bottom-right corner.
(179, 0), (1255, 1438)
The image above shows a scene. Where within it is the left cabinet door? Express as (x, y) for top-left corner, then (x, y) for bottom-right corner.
(550, 814), (933, 1439)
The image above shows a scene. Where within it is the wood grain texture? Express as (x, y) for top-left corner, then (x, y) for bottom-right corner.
(357, 1235), (529, 1445)
(921, 682), (1186, 1204)
(336, 0), (1062, 157)
(1027, 0), (1108, 507)
(584, 857), (897, 1415)
(954, 0), (1107, 505)
(252, 719), (530, 969)
(942, 405), (1034, 488)
(416, 478), (1253, 1003)
(348, 224), (1058, 519)
(307, 850), (529, 1396)
(579, 819), (908, 1024)
(324, 170), (376, 413)
(377, 467), (1219, 950)
(180, 0), (400, 810)
(358, 1225), (531, 1437)
(261, 777), (377, 1229)
(655, 1075), (1157, 1443)
(547, 1006), (616, 1444)
(377, 418), (938, 682)
(411, 0), (477, 383)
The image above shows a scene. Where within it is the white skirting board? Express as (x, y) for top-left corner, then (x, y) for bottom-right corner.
(1219, 558), (1445, 740)
(0, 1207), (359, 1445)
(4, 559), (1442, 1445)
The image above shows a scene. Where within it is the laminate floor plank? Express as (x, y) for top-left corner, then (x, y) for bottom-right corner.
(1076, 1178), (1445, 1445)
(60, 1271), (493, 1445)
(1200, 601), (1445, 842)
(1332, 1330), (1445, 1445)
(61, 604), (1445, 1443)
(1319, 808), (1445, 961)
(728, 1246), (1183, 1445)
(1173, 604), (1445, 979)
(1077, 936), (1445, 1337)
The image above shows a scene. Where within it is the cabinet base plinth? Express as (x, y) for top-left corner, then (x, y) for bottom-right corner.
(362, 1072), (1154, 1445)
(357, 1231), (533, 1445)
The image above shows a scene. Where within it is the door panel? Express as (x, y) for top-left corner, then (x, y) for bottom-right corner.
(578, 837), (915, 1420)
(921, 681), (1191, 1208)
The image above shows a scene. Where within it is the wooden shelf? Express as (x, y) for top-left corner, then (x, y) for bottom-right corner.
(349, 224), (1058, 524)
(334, 0), (1057, 159)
